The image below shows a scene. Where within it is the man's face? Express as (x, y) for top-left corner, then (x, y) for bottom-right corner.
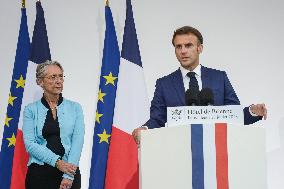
(173, 33), (203, 71)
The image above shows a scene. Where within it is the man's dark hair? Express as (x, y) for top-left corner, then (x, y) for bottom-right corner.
(172, 26), (203, 46)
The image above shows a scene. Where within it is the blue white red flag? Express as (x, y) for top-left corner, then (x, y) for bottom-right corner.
(88, 1), (149, 188)
(192, 123), (267, 189)
(105, 0), (149, 188)
(140, 123), (267, 189)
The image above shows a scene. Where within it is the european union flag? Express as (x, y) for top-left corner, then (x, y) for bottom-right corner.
(88, 3), (120, 189)
(0, 8), (30, 189)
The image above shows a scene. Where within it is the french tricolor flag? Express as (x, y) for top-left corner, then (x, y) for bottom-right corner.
(88, 1), (149, 188)
(140, 123), (267, 189)
(105, 0), (149, 188)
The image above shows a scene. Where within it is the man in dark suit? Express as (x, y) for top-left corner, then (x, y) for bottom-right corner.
(133, 26), (267, 142)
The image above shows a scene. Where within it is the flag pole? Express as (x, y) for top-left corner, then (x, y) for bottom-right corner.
(21, 0), (25, 8)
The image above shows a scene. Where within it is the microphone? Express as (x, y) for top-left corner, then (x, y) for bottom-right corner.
(185, 88), (200, 106)
(199, 88), (214, 106)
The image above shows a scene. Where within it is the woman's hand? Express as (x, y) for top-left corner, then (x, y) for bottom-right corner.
(56, 160), (77, 176)
(59, 178), (73, 189)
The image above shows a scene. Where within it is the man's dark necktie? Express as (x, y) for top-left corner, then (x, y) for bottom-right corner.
(187, 72), (199, 92)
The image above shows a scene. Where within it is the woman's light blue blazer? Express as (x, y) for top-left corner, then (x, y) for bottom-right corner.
(23, 98), (85, 180)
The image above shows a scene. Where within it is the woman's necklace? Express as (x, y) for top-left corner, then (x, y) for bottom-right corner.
(49, 100), (58, 111)
(50, 105), (56, 111)
(44, 95), (59, 111)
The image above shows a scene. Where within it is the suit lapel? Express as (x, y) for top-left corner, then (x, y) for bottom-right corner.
(171, 69), (185, 105)
(201, 66), (211, 89)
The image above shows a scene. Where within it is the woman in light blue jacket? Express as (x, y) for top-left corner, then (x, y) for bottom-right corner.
(23, 60), (85, 189)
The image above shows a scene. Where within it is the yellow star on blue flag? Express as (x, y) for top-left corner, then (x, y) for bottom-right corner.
(6, 133), (16, 147)
(8, 93), (17, 106)
(103, 72), (118, 86)
(98, 89), (107, 103)
(96, 111), (103, 124)
(5, 115), (13, 127)
(97, 129), (111, 144)
(14, 75), (26, 88)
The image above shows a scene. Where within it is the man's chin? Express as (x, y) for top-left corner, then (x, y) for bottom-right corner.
(180, 62), (192, 68)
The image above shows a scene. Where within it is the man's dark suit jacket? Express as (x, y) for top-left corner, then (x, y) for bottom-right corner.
(145, 66), (261, 129)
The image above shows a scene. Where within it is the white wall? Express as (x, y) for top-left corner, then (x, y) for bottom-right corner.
(1, 0), (283, 188)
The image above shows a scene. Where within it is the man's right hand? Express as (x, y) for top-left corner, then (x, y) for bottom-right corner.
(132, 126), (148, 145)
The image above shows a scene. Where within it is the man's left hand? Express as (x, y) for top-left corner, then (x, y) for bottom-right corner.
(250, 103), (267, 120)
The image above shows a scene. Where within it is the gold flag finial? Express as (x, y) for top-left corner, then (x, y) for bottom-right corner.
(22, 0), (25, 8)
(105, 0), (109, 6)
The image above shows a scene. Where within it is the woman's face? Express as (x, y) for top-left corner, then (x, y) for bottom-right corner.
(39, 65), (64, 96)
